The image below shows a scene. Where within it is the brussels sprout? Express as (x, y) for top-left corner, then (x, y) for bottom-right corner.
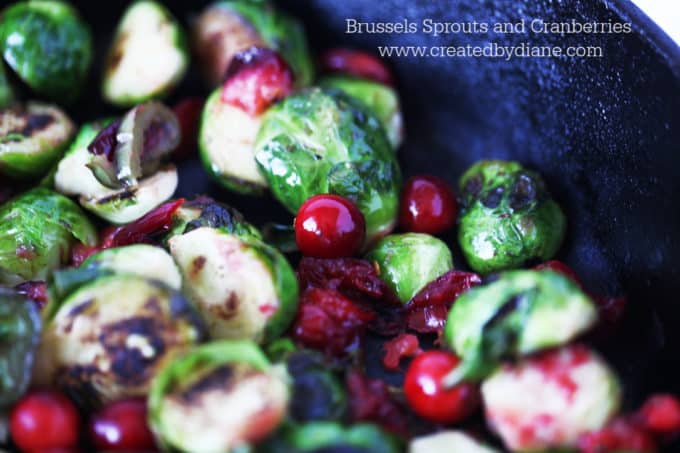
(1, 102), (74, 180)
(192, 0), (313, 87)
(255, 88), (401, 242)
(443, 270), (597, 383)
(0, 288), (41, 407)
(320, 76), (403, 150)
(102, 1), (187, 106)
(281, 422), (402, 453)
(409, 431), (500, 453)
(198, 88), (267, 194)
(457, 160), (566, 274)
(366, 233), (453, 303)
(0, 188), (97, 285)
(149, 340), (289, 453)
(0, 63), (15, 108)
(481, 345), (620, 451)
(33, 274), (206, 407)
(0, 0), (92, 103)
(169, 227), (298, 343)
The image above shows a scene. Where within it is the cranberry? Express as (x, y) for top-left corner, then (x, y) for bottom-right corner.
(579, 417), (657, 453)
(534, 260), (583, 287)
(14, 281), (47, 309)
(399, 175), (458, 234)
(295, 195), (366, 258)
(172, 97), (204, 160)
(346, 369), (410, 434)
(639, 394), (680, 435)
(105, 198), (185, 247)
(319, 48), (394, 86)
(221, 47), (294, 116)
(382, 333), (422, 371)
(88, 398), (156, 452)
(87, 119), (122, 161)
(70, 243), (102, 267)
(404, 350), (480, 424)
(9, 390), (81, 452)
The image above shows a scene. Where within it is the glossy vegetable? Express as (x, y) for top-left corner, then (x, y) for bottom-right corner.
(0, 188), (97, 285)
(169, 227), (298, 343)
(102, 0), (188, 106)
(409, 431), (500, 453)
(0, 102), (74, 180)
(255, 88), (401, 242)
(458, 160), (566, 274)
(148, 340), (289, 453)
(0, 0), (92, 103)
(443, 269), (597, 383)
(279, 421), (402, 453)
(366, 233), (453, 303)
(0, 63), (15, 108)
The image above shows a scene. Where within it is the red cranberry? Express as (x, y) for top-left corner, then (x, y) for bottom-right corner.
(70, 243), (102, 267)
(639, 394), (680, 435)
(88, 398), (156, 452)
(534, 260), (583, 287)
(319, 48), (394, 86)
(295, 195), (366, 258)
(346, 369), (410, 434)
(172, 97), (204, 159)
(382, 333), (422, 371)
(404, 350), (480, 424)
(399, 175), (458, 234)
(579, 417), (657, 453)
(9, 390), (81, 452)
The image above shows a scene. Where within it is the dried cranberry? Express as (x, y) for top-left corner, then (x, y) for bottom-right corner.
(534, 260), (582, 287)
(105, 199), (185, 247)
(172, 97), (204, 160)
(71, 243), (103, 267)
(87, 119), (122, 162)
(406, 304), (451, 334)
(638, 394), (680, 436)
(319, 48), (394, 86)
(399, 175), (458, 234)
(578, 417), (657, 453)
(382, 333), (422, 371)
(14, 281), (47, 309)
(346, 369), (410, 434)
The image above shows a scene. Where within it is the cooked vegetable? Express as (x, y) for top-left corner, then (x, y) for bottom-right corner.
(0, 63), (15, 108)
(409, 431), (500, 453)
(149, 340), (289, 453)
(0, 102), (74, 180)
(443, 269), (597, 383)
(280, 422), (402, 453)
(320, 75), (403, 149)
(366, 233), (453, 303)
(458, 160), (566, 274)
(0, 288), (41, 407)
(33, 274), (206, 407)
(169, 227), (298, 343)
(0, 0), (92, 103)
(255, 88), (401, 242)
(481, 345), (620, 451)
(102, 0), (188, 106)
(191, 0), (313, 87)
(0, 188), (97, 285)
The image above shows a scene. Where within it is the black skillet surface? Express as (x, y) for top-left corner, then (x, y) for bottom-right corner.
(66, 0), (680, 448)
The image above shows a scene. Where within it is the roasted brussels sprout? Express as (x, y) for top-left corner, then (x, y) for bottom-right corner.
(149, 340), (289, 453)
(409, 431), (500, 453)
(1, 102), (74, 180)
(0, 63), (15, 108)
(0, 0), (92, 103)
(192, 0), (313, 87)
(255, 88), (401, 242)
(481, 345), (620, 451)
(280, 422), (402, 453)
(443, 269), (597, 383)
(320, 76), (403, 150)
(0, 188), (97, 285)
(458, 160), (566, 274)
(33, 274), (206, 407)
(0, 288), (41, 407)
(169, 227), (298, 343)
(366, 233), (453, 303)
(103, 0), (188, 106)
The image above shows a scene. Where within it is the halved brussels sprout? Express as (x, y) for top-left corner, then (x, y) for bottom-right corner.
(33, 274), (206, 408)
(409, 431), (500, 453)
(168, 227), (298, 343)
(1, 102), (74, 180)
(0, 0), (92, 103)
(103, 0), (188, 106)
(255, 88), (401, 242)
(366, 233), (453, 303)
(198, 88), (267, 194)
(192, 0), (313, 87)
(443, 269), (597, 383)
(280, 422), (402, 453)
(0, 188), (97, 285)
(481, 345), (620, 451)
(149, 340), (289, 453)
(458, 160), (566, 274)
(320, 75), (403, 150)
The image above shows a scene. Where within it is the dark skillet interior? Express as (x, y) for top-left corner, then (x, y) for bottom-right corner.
(71, 0), (680, 437)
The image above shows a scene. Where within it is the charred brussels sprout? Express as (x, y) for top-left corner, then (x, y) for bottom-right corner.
(192, 0), (313, 87)
(0, 188), (96, 285)
(458, 160), (566, 274)
(280, 422), (402, 453)
(366, 233), (453, 303)
(149, 340), (289, 453)
(0, 0), (92, 103)
(103, 0), (188, 106)
(409, 431), (500, 453)
(255, 88), (400, 242)
(169, 227), (298, 343)
(443, 270), (597, 383)
(33, 274), (206, 407)
(1, 102), (74, 180)
(320, 76), (403, 150)
(0, 288), (41, 407)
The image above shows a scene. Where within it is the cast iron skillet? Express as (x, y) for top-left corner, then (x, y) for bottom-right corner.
(70, 0), (680, 448)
